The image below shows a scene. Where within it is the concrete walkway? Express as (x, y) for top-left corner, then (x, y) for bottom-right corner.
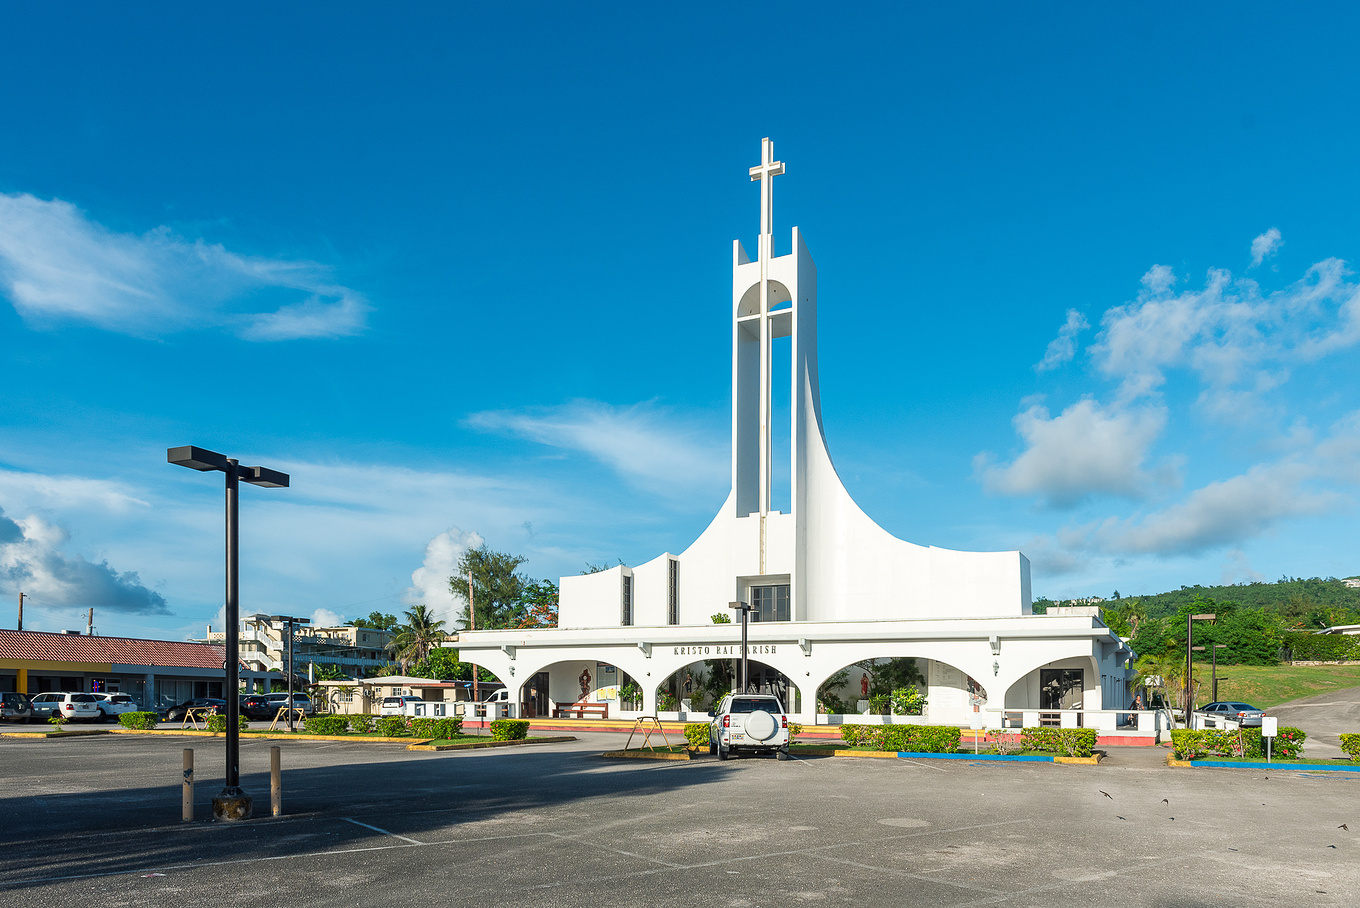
(1267, 684), (1360, 759)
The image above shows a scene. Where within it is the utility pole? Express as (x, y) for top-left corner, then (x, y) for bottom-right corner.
(468, 570), (479, 710)
(17, 592), (23, 631)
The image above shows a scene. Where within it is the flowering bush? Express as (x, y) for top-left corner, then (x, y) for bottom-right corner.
(348, 713), (376, 734)
(890, 687), (927, 715)
(1018, 727), (1096, 757)
(375, 716), (410, 737)
(683, 722), (710, 748)
(1172, 727), (1307, 760)
(1339, 733), (1360, 760)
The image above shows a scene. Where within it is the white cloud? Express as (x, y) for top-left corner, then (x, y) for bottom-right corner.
(1034, 308), (1089, 372)
(0, 468), (149, 513)
(406, 527), (484, 625)
(1089, 256), (1360, 416)
(465, 399), (727, 496)
(0, 192), (368, 340)
(976, 399), (1168, 508)
(0, 507), (169, 614)
(310, 608), (347, 628)
(1250, 227), (1283, 267)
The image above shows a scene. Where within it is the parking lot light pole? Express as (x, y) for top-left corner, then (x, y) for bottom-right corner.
(1186, 613), (1216, 728)
(269, 616), (310, 731)
(728, 601), (752, 693)
(168, 446), (289, 822)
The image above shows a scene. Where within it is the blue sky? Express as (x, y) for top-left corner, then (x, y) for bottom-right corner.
(2, 5), (1359, 639)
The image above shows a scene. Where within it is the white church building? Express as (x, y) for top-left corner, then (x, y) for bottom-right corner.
(456, 139), (1135, 731)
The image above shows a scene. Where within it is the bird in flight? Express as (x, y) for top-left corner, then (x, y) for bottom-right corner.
(1161, 798), (1169, 805)
(1340, 824), (1349, 831)
(1100, 791), (1112, 799)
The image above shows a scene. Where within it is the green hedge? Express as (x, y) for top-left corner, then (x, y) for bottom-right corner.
(411, 716), (463, 739)
(1171, 727), (1307, 760)
(1282, 631), (1360, 662)
(119, 711), (158, 730)
(303, 715), (350, 735)
(490, 719), (530, 741)
(1020, 727), (1098, 758)
(348, 714), (376, 734)
(683, 722), (710, 748)
(839, 724), (961, 753)
(206, 714), (249, 733)
(1340, 733), (1360, 760)
(376, 716), (410, 737)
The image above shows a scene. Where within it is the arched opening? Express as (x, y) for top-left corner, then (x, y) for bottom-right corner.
(515, 659), (645, 720)
(655, 658), (800, 717)
(737, 279), (792, 317)
(814, 657), (988, 725)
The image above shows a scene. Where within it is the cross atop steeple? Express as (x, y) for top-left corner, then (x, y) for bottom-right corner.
(749, 137), (785, 264)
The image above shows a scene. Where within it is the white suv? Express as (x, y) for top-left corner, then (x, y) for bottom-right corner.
(92, 693), (139, 721)
(29, 692), (101, 722)
(708, 693), (791, 761)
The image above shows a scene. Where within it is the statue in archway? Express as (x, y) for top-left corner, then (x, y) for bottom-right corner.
(578, 668), (592, 700)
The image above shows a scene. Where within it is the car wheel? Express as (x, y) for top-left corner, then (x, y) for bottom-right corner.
(776, 746), (790, 761)
(709, 739), (717, 755)
(718, 743), (729, 761)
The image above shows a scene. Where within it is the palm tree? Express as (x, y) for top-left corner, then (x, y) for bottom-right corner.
(387, 604), (447, 674)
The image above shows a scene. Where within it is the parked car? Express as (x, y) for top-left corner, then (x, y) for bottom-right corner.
(1, 691), (34, 723)
(92, 693), (139, 721)
(264, 692), (314, 716)
(708, 693), (791, 761)
(1198, 701), (1265, 727)
(161, 698), (227, 722)
(29, 692), (102, 722)
(379, 695), (423, 716)
(239, 695), (277, 721)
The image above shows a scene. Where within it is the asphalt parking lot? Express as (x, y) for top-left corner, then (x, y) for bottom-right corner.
(1, 732), (1356, 907)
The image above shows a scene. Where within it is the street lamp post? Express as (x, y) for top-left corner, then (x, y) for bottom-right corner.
(270, 615), (310, 732)
(728, 601), (752, 693)
(1194, 643), (1229, 703)
(169, 445), (289, 822)
(1186, 612), (1216, 728)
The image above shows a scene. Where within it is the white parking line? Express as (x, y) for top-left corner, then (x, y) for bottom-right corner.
(342, 817), (424, 845)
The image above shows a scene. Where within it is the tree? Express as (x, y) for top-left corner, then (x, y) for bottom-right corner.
(450, 545), (529, 630)
(312, 662), (347, 682)
(387, 604), (447, 674)
(516, 579), (559, 629)
(351, 611), (398, 631)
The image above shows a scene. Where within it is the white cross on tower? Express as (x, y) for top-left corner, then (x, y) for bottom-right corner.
(749, 137), (785, 265)
(748, 137), (785, 524)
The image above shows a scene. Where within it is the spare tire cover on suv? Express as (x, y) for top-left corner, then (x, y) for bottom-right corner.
(745, 709), (778, 742)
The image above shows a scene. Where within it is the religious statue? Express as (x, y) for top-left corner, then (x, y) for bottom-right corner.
(684, 671), (693, 694)
(860, 674), (870, 698)
(578, 668), (592, 700)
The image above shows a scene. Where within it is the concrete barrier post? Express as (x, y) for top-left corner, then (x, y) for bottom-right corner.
(182, 749), (194, 822)
(270, 746), (281, 817)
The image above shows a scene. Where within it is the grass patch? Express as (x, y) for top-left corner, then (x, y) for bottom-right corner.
(1211, 664), (1360, 708)
(1192, 755), (1358, 766)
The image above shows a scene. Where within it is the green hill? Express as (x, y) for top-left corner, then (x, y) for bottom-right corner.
(1034, 576), (1360, 666)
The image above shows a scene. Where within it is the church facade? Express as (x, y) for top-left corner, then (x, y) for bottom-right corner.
(455, 139), (1134, 730)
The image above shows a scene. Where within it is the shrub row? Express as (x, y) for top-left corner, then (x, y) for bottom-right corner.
(206, 714), (249, 733)
(376, 716), (410, 737)
(1019, 727), (1098, 758)
(490, 719), (529, 741)
(1340, 733), (1360, 760)
(1170, 727), (1307, 760)
(303, 715), (351, 735)
(839, 724), (961, 753)
(683, 723), (710, 748)
(119, 712), (159, 730)
(411, 716), (463, 739)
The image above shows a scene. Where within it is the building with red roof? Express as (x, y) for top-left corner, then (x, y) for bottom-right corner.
(0, 629), (227, 712)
